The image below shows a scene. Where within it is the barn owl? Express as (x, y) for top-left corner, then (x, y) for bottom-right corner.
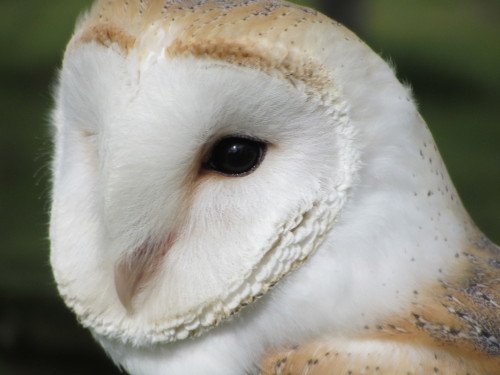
(49, 0), (500, 374)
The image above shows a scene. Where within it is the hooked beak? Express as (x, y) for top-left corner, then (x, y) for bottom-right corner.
(114, 231), (178, 312)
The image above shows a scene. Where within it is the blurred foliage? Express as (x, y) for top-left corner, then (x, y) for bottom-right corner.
(361, 0), (500, 239)
(0, 0), (498, 374)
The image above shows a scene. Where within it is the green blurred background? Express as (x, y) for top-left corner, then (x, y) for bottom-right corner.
(0, 0), (498, 374)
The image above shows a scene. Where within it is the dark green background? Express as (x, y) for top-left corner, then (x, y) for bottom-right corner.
(1, 1), (498, 374)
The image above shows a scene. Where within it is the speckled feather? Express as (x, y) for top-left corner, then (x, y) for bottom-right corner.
(260, 238), (500, 374)
(72, 0), (359, 97)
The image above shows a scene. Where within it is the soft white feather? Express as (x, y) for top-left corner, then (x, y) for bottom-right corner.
(50, 1), (497, 374)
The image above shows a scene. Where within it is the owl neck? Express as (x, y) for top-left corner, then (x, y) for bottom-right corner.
(300, 94), (481, 330)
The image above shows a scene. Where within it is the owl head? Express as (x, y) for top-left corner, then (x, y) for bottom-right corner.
(50, 0), (472, 360)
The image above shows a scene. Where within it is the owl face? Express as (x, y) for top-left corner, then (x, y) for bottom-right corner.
(50, 22), (358, 343)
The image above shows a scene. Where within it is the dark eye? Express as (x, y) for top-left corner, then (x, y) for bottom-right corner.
(206, 136), (266, 176)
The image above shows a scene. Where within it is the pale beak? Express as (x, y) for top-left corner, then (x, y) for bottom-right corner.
(114, 231), (177, 312)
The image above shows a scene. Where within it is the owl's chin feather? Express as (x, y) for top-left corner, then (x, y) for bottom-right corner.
(114, 231), (178, 312)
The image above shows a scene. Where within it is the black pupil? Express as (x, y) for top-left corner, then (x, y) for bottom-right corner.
(208, 137), (264, 176)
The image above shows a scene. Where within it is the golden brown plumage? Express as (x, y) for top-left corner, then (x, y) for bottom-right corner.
(260, 238), (500, 374)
